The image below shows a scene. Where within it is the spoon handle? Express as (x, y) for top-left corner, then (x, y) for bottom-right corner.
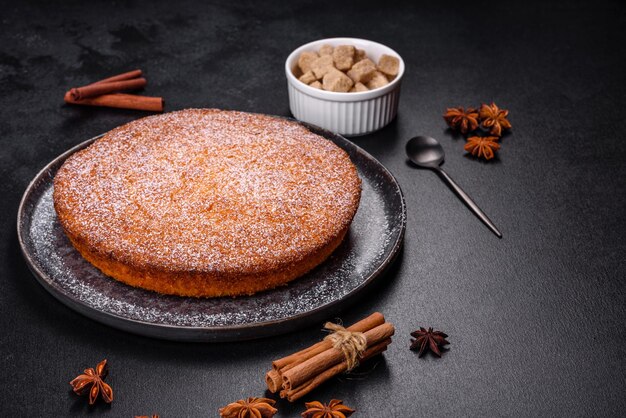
(435, 168), (502, 238)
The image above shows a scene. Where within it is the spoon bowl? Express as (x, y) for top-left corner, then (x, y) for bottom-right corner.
(406, 136), (445, 168)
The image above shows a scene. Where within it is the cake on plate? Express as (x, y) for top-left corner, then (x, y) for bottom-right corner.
(53, 109), (361, 297)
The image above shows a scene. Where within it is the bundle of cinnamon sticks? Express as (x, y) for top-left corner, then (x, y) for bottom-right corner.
(64, 69), (164, 112)
(265, 312), (394, 402)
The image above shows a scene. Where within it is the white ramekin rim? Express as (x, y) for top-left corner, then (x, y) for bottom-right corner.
(285, 37), (405, 102)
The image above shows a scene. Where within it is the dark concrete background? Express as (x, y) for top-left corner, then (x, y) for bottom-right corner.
(1, 0), (625, 416)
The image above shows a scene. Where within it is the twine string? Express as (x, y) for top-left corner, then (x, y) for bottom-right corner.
(323, 322), (367, 371)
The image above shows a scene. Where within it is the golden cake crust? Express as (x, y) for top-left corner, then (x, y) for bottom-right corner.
(53, 109), (361, 297)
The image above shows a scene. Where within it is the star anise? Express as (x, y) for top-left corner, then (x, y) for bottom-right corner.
(464, 136), (500, 160)
(69, 359), (113, 405)
(479, 102), (511, 136)
(301, 399), (355, 418)
(410, 327), (450, 357)
(219, 397), (277, 418)
(443, 107), (480, 134)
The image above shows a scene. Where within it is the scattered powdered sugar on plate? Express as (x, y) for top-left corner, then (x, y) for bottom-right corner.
(18, 115), (405, 341)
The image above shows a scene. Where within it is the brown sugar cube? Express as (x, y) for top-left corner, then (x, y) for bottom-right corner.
(299, 71), (317, 85)
(347, 58), (377, 83)
(292, 65), (303, 79)
(310, 55), (335, 79)
(349, 82), (369, 92)
(319, 44), (334, 56)
(366, 71), (390, 90)
(377, 54), (400, 77)
(354, 48), (367, 62)
(323, 68), (354, 92)
(354, 82), (369, 92)
(298, 51), (319, 74)
(309, 81), (323, 89)
(332, 45), (355, 71)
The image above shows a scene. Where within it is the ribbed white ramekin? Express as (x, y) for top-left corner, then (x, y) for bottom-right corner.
(285, 37), (404, 136)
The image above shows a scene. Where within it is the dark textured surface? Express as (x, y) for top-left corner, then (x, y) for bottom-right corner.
(1, 0), (625, 416)
(17, 127), (404, 341)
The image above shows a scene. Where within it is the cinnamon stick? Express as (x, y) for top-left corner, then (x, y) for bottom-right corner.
(272, 312), (385, 373)
(70, 78), (147, 100)
(265, 313), (394, 400)
(282, 322), (395, 390)
(64, 92), (164, 112)
(92, 69), (143, 85)
(265, 369), (282, 393)
(280, 339), (391, 402)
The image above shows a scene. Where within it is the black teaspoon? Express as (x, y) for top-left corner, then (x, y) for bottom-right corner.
(406, 135), (502, 238)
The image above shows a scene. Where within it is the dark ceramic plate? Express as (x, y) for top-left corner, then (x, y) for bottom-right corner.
(17, 122), (405, 342)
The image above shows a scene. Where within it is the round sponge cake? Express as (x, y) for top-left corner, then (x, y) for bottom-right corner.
(53, 109), (361, 297)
